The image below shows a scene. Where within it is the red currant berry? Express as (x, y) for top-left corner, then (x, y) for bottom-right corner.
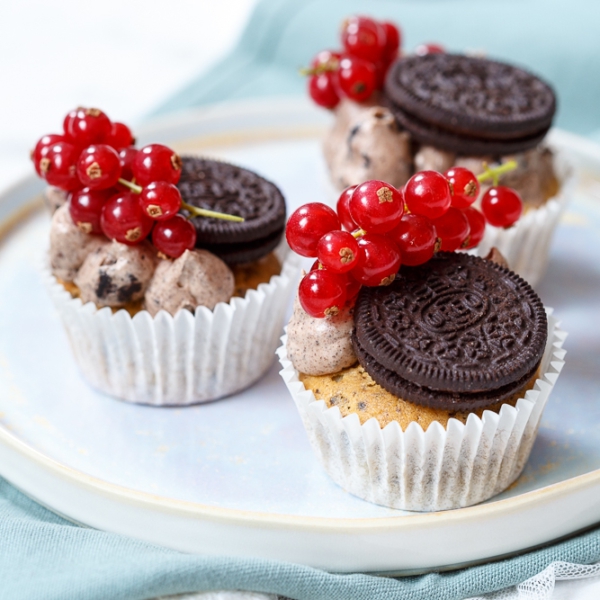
(285, 203), (341, 257)
(77, 144), (121, 190)
(298, 269), (347, 318)
(133, 144), (182, 187)
(69, 187), (115, 235)
(389, 213), (437, 266)
(32, 134), (65, 176)
(431, 207), (470, 251)
(381, 21), (401, 64)
(311, 260), (362, 306)
(404, 170), (452, 220)
(350, 180), (404, 233)
(461, 207), (486, 249)
(100, 191), (153, 245)
(481, 186), (523, 228)
(345, 274), (362, 305)
(414, 43), (445, 56)
(341, 16), (386, 63)
(63, 107), (112, 147)
(106, 122), (134, 150)
(139, 181), (182, 220)
(352, 233), (401, 286)
(317, 230), (360, 274)
(38, 141), (81, 191)
(337, 55), (376, 102)
(152, 215), (197, 258)
(336, 185), (357, 231)
(445, 166), (480, 209)
(118, 147), (138, 182)
(308, 73), (340, 109)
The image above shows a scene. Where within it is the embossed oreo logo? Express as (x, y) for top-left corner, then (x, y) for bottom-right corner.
(421, 290), (489, 333)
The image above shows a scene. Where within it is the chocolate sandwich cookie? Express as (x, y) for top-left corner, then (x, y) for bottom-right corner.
(352, 252), (547, 411)
(384, 53), (556, 155)
(177, 157), (286, 265)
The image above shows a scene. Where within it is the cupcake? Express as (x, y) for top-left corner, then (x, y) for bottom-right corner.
(279, 252), (566, 511)
(36, 107), (298, 405)
(278, 181), (565, 511)
(304, 17), (573, 286)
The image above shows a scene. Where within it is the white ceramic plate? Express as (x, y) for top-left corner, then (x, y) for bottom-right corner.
(1, 98), (600, 574)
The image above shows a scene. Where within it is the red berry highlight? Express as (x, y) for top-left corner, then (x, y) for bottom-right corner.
(101, 191), (153, 245)
(481, 186), (523, 228)
(317, 230), (360, 273)
(336, 186), (358, 231)
(32, 134), (65, 176)
(337, 55), (376, 102)
(381, 21), (401, 65)
(38, 141), (81, 191)
(308, 73), (340, 109)
(389, 213), (437, 266)
(431, 207), (470, 251)
(139, 181), (182, 220)
(404, 170), (452, 220)
(415, 43), (445, 56)
(69, 188), (115, 235)
(349, 180), (404, 233)
(133, 144), (182, 187)
(341, 16), (386, 63)
(64, 107), (112, 147)
(118, 147), (138, 182)
(285, 203), (341, 257)
(152, 215), (197, 258)
(445, 166), (480, 209)
(462, 207), (486, 249)
(106, 122), (134, 150)
(352, 233), (401, 286)
(298, 269), (347, 318)
(77, 144), (121, 190)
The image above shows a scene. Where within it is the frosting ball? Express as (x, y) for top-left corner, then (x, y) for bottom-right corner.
(144, 249), (234, 316)
(74, 240), (156, 307)
(324, 100), (412, 191)
(287, 296), (356, 376)
(50, 204), (107, 282)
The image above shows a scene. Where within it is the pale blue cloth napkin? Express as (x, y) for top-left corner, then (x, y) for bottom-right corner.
(3, 0), (600, 598)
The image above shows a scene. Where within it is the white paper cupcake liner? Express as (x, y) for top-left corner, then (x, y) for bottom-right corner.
(277, 309), (566, 511)
(44, 246), (301, 406)
(471, 152), (575, 288)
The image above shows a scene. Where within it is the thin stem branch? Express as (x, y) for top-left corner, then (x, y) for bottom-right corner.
(476, 160), (518, 184)
(181, 201), (244, 223)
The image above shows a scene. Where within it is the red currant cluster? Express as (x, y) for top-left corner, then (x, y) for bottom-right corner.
(304, 16), (401, 109)
(286, 166), (523, 318)
(33, 108), (241, 259)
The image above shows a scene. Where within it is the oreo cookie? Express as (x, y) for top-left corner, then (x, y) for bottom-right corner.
(177, 157), (286, 265)
(384, 53), (556, 155)
(352, 253), (547, 411)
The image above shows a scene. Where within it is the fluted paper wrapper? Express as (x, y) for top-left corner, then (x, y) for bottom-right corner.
(472, 153), (575, 287)
(278, 310), (566, 511)
(44, 248), (300, 405)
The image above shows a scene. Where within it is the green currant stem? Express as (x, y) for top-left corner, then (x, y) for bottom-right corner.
(118, 178), (143, 194)
(299, 59), (339, 77)
(181, 201), (244, 223)
(476, 160), (517, 185)
(352, 228), (366, 238)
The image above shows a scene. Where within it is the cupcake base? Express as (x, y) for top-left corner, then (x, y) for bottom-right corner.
(45, 245), (300, 406)
(278, 310), (566, 511)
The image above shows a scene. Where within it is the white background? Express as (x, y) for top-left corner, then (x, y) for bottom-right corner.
(0, 2), (599, 598)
